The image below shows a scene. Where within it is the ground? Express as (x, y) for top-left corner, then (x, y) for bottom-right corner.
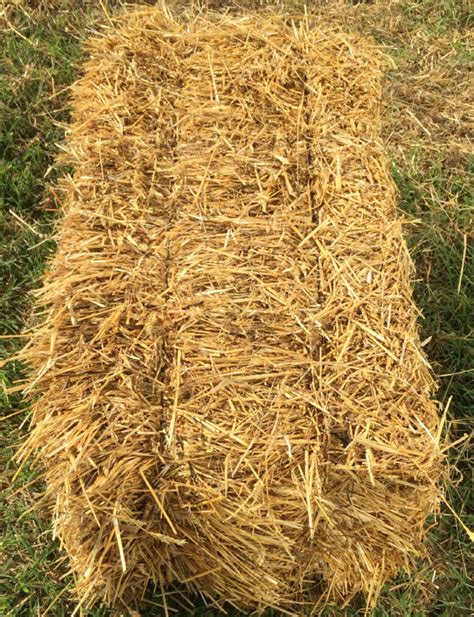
(0, 1), (472, 615)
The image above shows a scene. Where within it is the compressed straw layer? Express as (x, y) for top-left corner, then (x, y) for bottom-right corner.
(17, 7), (443, 613)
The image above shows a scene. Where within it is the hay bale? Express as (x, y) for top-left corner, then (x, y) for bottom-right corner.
(17, 7), (443, 613)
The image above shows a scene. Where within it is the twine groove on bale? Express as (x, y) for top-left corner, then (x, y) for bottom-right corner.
(15, 7), (443, 614)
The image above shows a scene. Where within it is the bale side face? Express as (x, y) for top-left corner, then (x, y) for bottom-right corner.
(19, 8), (443, 613)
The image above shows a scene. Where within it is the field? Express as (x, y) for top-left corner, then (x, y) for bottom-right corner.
(0, 1), (472, 615)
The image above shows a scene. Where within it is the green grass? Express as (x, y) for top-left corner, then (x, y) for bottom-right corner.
(0, 2), (472, 616)
(389, 156), (473, 616)
(0, 6), (105, 615)
(402, 0), (473, 33)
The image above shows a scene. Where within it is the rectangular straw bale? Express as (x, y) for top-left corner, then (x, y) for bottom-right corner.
(14, 7), (443, 614)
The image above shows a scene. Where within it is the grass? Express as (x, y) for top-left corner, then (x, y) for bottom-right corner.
(0, 5), (108, 615)
(0, 1), (472, 615)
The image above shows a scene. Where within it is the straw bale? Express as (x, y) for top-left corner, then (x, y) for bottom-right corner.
(16, 7), (443, 614)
